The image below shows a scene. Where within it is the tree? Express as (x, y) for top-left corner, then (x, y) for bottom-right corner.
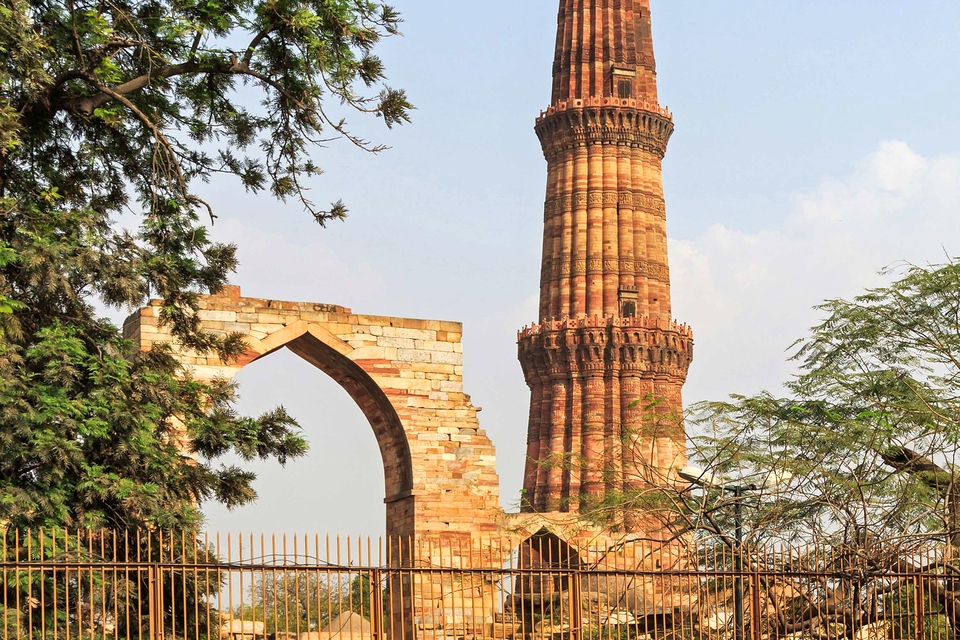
(689, 260), (960, 550)
(0, 0), (411, 532)
(0, 0), (410, 634)
(605, 260), (960, 640)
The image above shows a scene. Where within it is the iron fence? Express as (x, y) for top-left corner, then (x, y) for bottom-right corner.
(0, 530), (955, 640)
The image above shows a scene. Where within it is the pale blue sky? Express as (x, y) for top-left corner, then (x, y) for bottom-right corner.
(196, 1), (960, 537)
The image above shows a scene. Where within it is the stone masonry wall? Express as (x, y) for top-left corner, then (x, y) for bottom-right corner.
(122, 285), (502, 539)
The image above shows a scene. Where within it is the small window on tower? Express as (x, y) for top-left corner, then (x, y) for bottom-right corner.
(611, 66), (637, 100)
(619, 289), (639, 318)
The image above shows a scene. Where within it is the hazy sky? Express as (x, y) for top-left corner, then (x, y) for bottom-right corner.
(193, 1), (960, 538)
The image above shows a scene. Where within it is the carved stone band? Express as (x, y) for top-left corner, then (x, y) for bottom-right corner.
(543, 258), (670, 280)
(544, 192), (667, 218)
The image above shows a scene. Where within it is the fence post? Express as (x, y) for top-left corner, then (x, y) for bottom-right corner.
(914, 575), (924, 640)
(569, 569), (582, 640)
(751, 572), (762, 640)
(372, 569), (384, 640)
(148, 564), (164, 640)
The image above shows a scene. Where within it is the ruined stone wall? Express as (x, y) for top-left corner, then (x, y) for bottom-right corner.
(123, 285), (502, 539)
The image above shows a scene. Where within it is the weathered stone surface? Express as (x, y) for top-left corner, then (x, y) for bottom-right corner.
(123, 286), (501, 540)
(518, 0), (693, 520)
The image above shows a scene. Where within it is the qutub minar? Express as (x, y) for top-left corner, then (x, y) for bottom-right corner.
(518, 0), (694, 517)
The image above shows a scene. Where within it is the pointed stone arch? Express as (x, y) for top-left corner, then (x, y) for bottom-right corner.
(239, 320), (413, 499)
(123, 286), (501, 539)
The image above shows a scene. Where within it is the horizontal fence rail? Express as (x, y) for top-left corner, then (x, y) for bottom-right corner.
(1, 531), (956, 640)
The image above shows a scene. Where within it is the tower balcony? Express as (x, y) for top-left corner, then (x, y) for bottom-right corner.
(537, 96), (672, 122)
(535, 98), (675, 159)
(517, 314), (693, 382)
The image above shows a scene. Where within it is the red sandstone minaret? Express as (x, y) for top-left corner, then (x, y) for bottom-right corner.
(518, 0), (694, 516)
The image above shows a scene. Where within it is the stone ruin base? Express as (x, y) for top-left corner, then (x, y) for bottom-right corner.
(400, 513), (692, 640)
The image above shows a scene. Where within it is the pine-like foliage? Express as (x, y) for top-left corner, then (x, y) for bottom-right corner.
(688, 260), (960, 550)
(0, 0), (411, 531)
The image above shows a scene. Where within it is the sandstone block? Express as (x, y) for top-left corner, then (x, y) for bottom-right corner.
(422, 340), (455, 352)
(250, 323), (285, 334)
(378, 336), (416, 349)
(347, 337), (377, 349)
(417, 433), (450, 442)
(397, 348), (432, 363)
(255, 313), (289, 324)
(432, 351), (463, 365)
(198, 310), (236, 322)
(349, 346), (394, 361)
(397, 328), (436, 340)
(296, 311), (329, 323)
(324, 323), (357, 335)
(377, 377), (433, 392)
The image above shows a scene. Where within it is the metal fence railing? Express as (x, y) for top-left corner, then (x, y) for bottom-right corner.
(1, 530), (956, 640)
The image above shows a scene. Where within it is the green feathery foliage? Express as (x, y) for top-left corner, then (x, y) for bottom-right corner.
(0, 0), (411, 531)
(689, 260), (960, 550)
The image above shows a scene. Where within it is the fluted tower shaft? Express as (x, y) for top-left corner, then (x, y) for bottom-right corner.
(518, 0), (693, 517)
